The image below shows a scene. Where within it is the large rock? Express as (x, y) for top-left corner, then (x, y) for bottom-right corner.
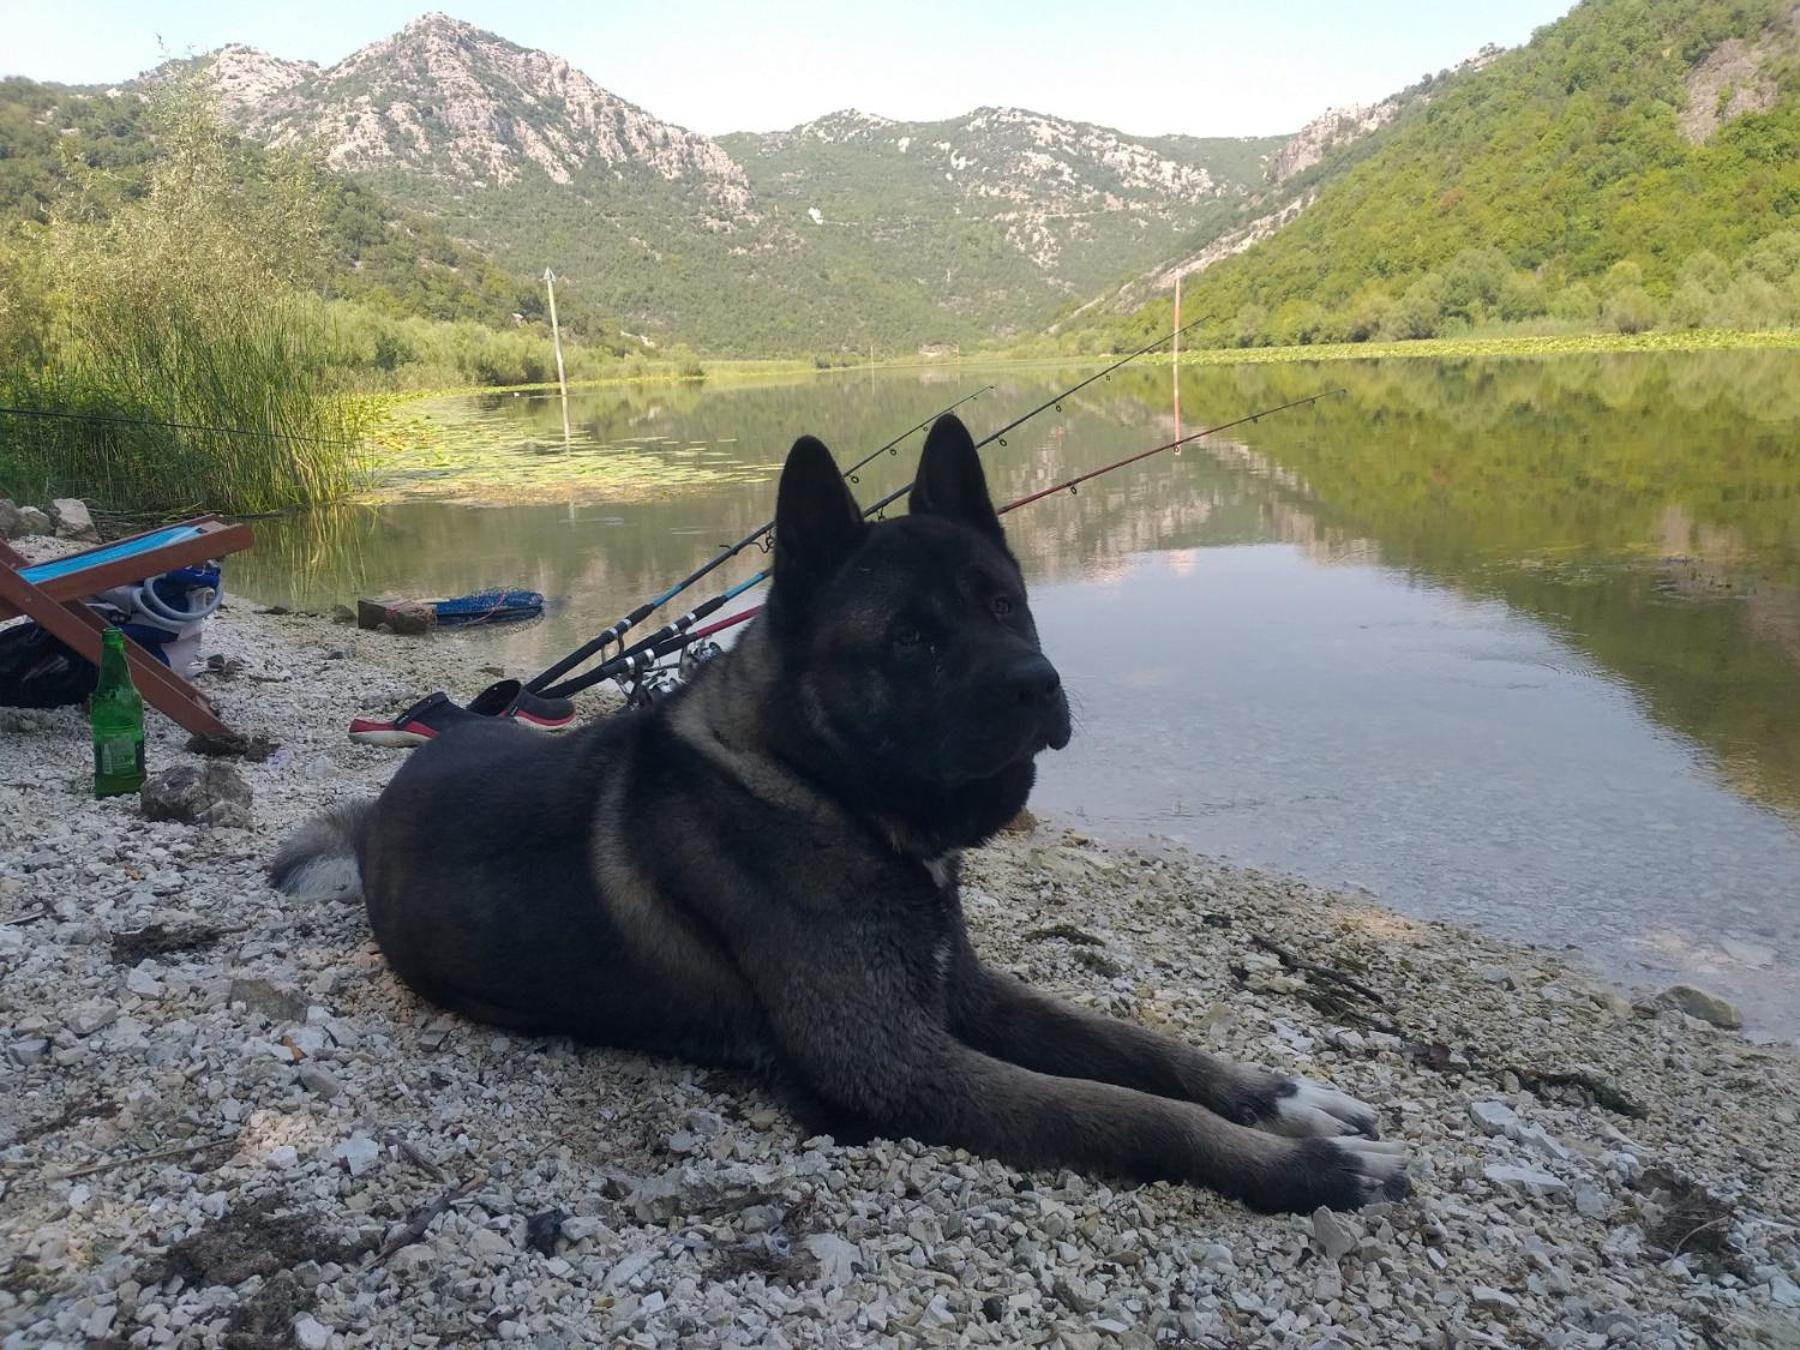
(331, 1134), (382, 1177)
(1310, 1207), (1360, 1261)
(1483, 1162), (1568, 1197)
(357, 596), (436, 636)
(48, 498), (101, 543)
(0, 500), (25, 540)
(13, 505), (52, 537)
(67, 1000), (120, 1037)
(1469, 1100), (1521, 1136)
(1469, 1099), (1570, 1160)
(802, 1233), (861, 1288)
(229, 977), (307, 1022)
(1652, 984), (1743, 1029)
(140, 761), (254, 828)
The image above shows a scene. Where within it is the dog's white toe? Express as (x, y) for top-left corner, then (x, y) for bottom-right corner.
(1272, 1078), (1380, 1138)
(1329, 1136), (1411, 1200)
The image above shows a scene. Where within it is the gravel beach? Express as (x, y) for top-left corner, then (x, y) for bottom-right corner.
(3, 553), (1799, 1348)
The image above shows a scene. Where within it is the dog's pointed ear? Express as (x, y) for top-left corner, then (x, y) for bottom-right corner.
(909, 413), (1002, 543)
(773, 435), (865, 602)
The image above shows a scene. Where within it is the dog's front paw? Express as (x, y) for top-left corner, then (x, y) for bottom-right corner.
(1245, 1135), (1410, 1214)
(1260, 1076), (1381, 1139)
(1314, 1136), (1411, 1207)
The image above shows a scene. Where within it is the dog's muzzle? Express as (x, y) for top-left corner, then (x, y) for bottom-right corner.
(1004, 653), (1072, 753)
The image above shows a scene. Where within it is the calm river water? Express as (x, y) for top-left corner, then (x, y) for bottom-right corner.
(237, 352), (1800, 1037)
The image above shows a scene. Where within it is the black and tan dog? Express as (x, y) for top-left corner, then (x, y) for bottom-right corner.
(272, 414), (1407, 1213)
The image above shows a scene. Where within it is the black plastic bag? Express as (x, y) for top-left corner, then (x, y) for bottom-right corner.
(0, 620), (99, 709)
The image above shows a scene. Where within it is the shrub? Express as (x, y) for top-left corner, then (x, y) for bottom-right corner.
(1603, 285), (1659, 334)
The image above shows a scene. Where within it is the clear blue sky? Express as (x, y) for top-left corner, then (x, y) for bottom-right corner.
(1, 0), (1577, 137)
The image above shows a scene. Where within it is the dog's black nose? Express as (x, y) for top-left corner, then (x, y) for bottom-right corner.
(1005, 654), (1062, 706)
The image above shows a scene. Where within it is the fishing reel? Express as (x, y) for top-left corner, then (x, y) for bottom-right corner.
(679, 639), (723, 678)
(620, 638), (724, 710)
(622, 665), (683, 710)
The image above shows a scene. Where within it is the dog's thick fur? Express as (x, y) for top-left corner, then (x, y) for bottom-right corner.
(273, 415), (1406, 1213)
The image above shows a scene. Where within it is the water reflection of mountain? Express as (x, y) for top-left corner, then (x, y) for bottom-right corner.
(238, 350), (1800, 820)
(1171, 352), (1800, 821)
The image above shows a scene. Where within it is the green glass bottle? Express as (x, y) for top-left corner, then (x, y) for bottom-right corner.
(91, 627), (146, 798)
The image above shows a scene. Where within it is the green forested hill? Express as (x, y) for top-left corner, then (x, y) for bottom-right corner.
(366, 108), (1287, 357)
(0, 76), (622, 341)
(710, 112), (1285, 347)
(1088, 0), (1800, 350)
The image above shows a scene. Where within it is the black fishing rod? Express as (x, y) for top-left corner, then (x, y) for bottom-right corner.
(839, 384), (994, 486)
(551, 387), (1343, 697)
(525, 384), (993, 695)
(0, 404), (363, 448)
(820, 314), (1215, 525)
(532, 319), (1212, 697)
(997, 388), (1344, 515)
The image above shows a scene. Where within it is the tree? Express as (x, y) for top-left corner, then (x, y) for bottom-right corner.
(1233, 303), (1269, 347)
(1552, 282), (1600, 321)
(1601, 259), (1645, 297)
(1383, 274), (1447, 340)
(1604, 285), (1658, 333)
(1338, 285), (1396, 342)
(1268, 299), (1327, 346)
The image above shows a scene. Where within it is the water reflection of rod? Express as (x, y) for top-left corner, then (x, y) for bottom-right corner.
(999, 389), (1344, 514)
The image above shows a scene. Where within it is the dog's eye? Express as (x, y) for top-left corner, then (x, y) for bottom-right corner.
(991, 596), (1014, 617)
(893, 623), (922, 648)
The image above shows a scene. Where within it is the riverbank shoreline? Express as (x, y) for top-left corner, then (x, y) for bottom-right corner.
(352, 327), (1800, 417)
(3, 579), (1798, 1346)
(355, 331), (1800, 483)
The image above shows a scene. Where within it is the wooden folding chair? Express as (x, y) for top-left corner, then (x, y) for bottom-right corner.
(0, 516), (254, 738)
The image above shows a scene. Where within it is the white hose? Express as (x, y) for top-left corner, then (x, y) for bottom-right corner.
(132, 573), (224, 626)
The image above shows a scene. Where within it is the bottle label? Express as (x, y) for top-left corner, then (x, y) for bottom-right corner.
(96, 737), (145, 779)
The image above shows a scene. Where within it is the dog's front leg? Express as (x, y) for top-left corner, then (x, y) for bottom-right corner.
(743, 926), (1406, 1214)
(947, 937), (1382, 1140)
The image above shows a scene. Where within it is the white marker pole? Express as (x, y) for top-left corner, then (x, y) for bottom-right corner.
(544, 268), (573, 450)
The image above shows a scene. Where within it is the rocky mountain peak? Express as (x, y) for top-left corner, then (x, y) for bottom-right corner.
(1268, 42), (1506, 184)
(788, 109), (896, 142)
(153, 44), (317, 120)
(1267, 100), (1403, 184)
(197, 15), (753, 214)
(396, 10), (478, 39)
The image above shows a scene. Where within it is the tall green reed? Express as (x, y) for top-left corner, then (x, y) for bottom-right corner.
(0, 78), (370, 515)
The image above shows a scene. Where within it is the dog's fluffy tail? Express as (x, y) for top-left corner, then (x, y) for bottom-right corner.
(270, 800), (375, 902)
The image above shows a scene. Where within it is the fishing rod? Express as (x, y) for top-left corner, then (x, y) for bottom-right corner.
(556, 387), (1344, 696)
(524, 384), (993, 695)
(840, 384), (994, 486)
(533, 319), (1214, 697)
(997, 388), (1343, 515)
(0, 404), (363, 448)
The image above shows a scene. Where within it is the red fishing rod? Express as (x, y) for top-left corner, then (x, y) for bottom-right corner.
(607, 388), (1345, 683)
